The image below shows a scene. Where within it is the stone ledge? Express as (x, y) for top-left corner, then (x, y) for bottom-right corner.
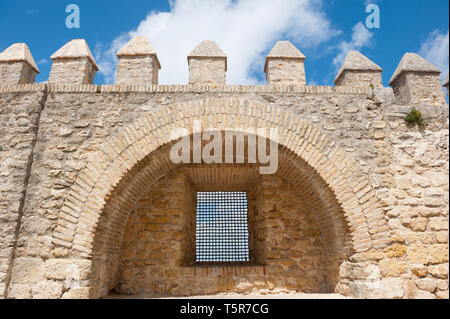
(47, 84), (100, 93)
(0, 83), (47, 93)
(0, 83), (372, 94)
(189, 265), (267, 277)
(93, 84), (372, 94)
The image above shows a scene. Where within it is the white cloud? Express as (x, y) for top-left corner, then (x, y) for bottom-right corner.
(95, 0), (339, 84)
(419, 30), (449, 82)
(38, 59), (48, 65)
(333, 22), (373, 68)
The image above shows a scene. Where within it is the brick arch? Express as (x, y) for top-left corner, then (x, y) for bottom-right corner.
(53, 98), (391, 298)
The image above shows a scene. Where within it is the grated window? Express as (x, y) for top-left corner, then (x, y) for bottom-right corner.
(196, 191), (250, 263)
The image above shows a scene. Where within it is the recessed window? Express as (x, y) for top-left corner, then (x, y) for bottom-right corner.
(196, 191), (250, 263)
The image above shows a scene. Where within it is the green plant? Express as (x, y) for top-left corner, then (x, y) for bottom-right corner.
(0, 146), (2, 151)
(404, 107), (425, 130)
(369, 83), (375, 97)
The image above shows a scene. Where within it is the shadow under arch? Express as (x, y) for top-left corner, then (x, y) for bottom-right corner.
(53, 98), (391, 298)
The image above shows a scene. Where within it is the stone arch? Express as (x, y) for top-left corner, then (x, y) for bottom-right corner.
(53, 98), (391, 298)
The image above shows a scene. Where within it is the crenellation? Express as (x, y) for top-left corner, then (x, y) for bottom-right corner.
(265, 41), (306, 86)
(48, 39), (98, 85)
(334, 51), (382, 89)
(0, 39), (448, 102)
(389, 53), (446, 107)
(188, 41), (227, 86)
(0, 43), (39, 85)
(116, 37), (161, 85)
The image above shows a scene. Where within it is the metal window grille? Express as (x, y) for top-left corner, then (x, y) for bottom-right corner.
(196, 191), (250, 263)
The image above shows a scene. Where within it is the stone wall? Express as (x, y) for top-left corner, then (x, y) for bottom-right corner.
(114, 168), (330, 296)
(382, 104), (449, 298)
(0, 84), (448, 299)
(336, 103), (449, 299)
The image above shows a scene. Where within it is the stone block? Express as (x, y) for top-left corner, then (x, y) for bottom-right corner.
(48, 39), (98, 84)
(44, 259), (91, 280)
(188, 41), (227, 86)
(335, 51), (382, 89)
(116, 36), (161, 85)
(31, 280), (63, 299)
(265, 41), (306, 85)
(389, 53), (446, 106)
(10, 257), (44, 283)
(0, 43), (39, 85)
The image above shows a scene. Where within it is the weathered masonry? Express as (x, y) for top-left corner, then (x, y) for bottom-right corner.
(0, 38), (448, 299)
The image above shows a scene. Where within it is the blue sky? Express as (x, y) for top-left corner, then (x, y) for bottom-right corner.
(0, 0), (448, 86)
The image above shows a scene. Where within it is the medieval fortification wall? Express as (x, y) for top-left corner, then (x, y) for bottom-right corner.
(0, 37), (448, 299)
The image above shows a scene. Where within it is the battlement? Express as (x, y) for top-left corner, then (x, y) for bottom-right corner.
(0, 37), (448, 106)
(1, 36), (449, 301)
